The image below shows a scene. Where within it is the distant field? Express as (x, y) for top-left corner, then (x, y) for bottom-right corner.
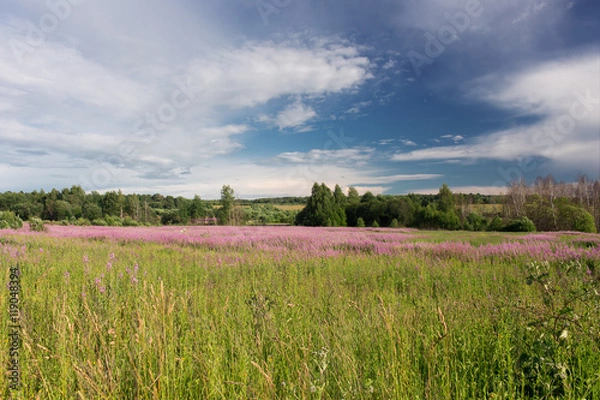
(464, 203), (504, 215)
(1, 226), (599, 399)
(272, 204), (305, 211)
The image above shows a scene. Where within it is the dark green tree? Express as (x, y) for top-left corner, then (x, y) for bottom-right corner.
(218, 185), (236, 225)
(347, 186), (360, 205)
(189, 195), (206, 220)
(101, 191), (119, 217)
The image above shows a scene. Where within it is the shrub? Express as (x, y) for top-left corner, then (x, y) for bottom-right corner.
(503, 216), (536, 232)
(123, 217), (139, 227)
(437, 211), (461, 230)
(105, 216), (123, 227)
(356, 217), (366, 227)
(389, 218), (399, 228)
(29, 217), (47, 232)
(92, 219), (108, 226)
(0, 211), (23, 229)
(487, 215), (504, 231)
(76, 218), (91, 226)
(465, 212), (487, 231)
(557, 205), (596, 233)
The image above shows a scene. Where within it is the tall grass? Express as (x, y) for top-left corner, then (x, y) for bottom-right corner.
(1, 229), (599, 399)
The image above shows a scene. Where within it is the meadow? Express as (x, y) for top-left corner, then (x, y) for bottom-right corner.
(1, 225), (599, 399)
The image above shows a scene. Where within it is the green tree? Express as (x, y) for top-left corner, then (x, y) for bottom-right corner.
(54, 200), (73, 220)
(190, 195), (206, 220)
(437, 184), (455, 213)
(101, 191), (119, 217)
(125, 195), (141, 221)
(333, 184), (347, 227)
(83, 202), (103, 221)
(219, 185), (236, 225)
(295, 183), (337, 226)
(347, 187), (360, 204)
(361, 191), (376, 203)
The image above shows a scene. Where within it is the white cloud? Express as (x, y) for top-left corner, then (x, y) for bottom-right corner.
(0, 8), (375, 191)
(356, 174), (442, 185)
(382, 59), (396, 70)
(345, 100), (372, 114)
(185, 38), (373, 109)
(410, 186), (506, 195)
(401, 139), (418, 146)
(276, 147), (375, 166)
(270, 101), (317, 130)
(392, 52), (600, 175)
(99, 159), (405, 199)
(441, 134), (465, 143)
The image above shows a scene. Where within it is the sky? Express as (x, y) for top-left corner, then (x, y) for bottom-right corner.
(0, 0), (599, 199)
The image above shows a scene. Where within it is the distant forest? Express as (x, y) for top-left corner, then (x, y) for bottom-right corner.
(0, 175), (599, 233)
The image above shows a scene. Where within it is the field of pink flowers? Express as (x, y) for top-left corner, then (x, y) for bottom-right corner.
(4, 224), (600, 262)
(1, 225), (599, 399)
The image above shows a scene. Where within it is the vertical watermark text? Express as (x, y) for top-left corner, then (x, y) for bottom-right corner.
(7, 264), (21, 391)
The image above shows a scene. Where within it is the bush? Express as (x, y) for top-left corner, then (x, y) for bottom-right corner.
(465, 212), (487, 231)
(92, 219), (108, 226)
(356, 217), (366, 227)
(437, 211), (461, 230)
(29, 217), (47, 232)
(0, 211), (23, 229)
(389, 218), (399, 228)
(76, 218), (91, 226)
(123, 217), (139, 227)
(372, 220), (380, 228)
(557, 205), (596, 233)
(104, 216), (123, 227)
(503, 216), (536, 232)
(487, 215), (504, 231)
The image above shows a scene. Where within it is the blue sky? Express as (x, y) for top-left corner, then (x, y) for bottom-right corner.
(0, 0), (598, 198)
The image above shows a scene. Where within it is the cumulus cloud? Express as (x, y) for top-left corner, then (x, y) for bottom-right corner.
(184, 38), (373, 109)
(259, 101), (317, 130)
(392, 51), (600, 174)
(0, 7), (375, 191)
(276, 147), (375, 166)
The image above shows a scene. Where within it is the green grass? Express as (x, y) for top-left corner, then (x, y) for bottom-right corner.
(1, 233), (599, 399)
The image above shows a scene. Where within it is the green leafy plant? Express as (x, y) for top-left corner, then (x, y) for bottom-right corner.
(515, 260), (600, 397)
(0, 211), (23, 229)
(29, 217), (47, 232)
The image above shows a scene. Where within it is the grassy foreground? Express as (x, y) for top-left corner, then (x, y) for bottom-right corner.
(1, 228), (600, 399)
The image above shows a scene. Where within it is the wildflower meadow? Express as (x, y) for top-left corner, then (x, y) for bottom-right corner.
(1, 225), (599, 399)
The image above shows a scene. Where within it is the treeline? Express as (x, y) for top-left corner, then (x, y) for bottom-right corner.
(295, 176), (599, 233)
(504, 175), (600, 232)
(1, 175), (599, 232)
(0, 185), (299, 228)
